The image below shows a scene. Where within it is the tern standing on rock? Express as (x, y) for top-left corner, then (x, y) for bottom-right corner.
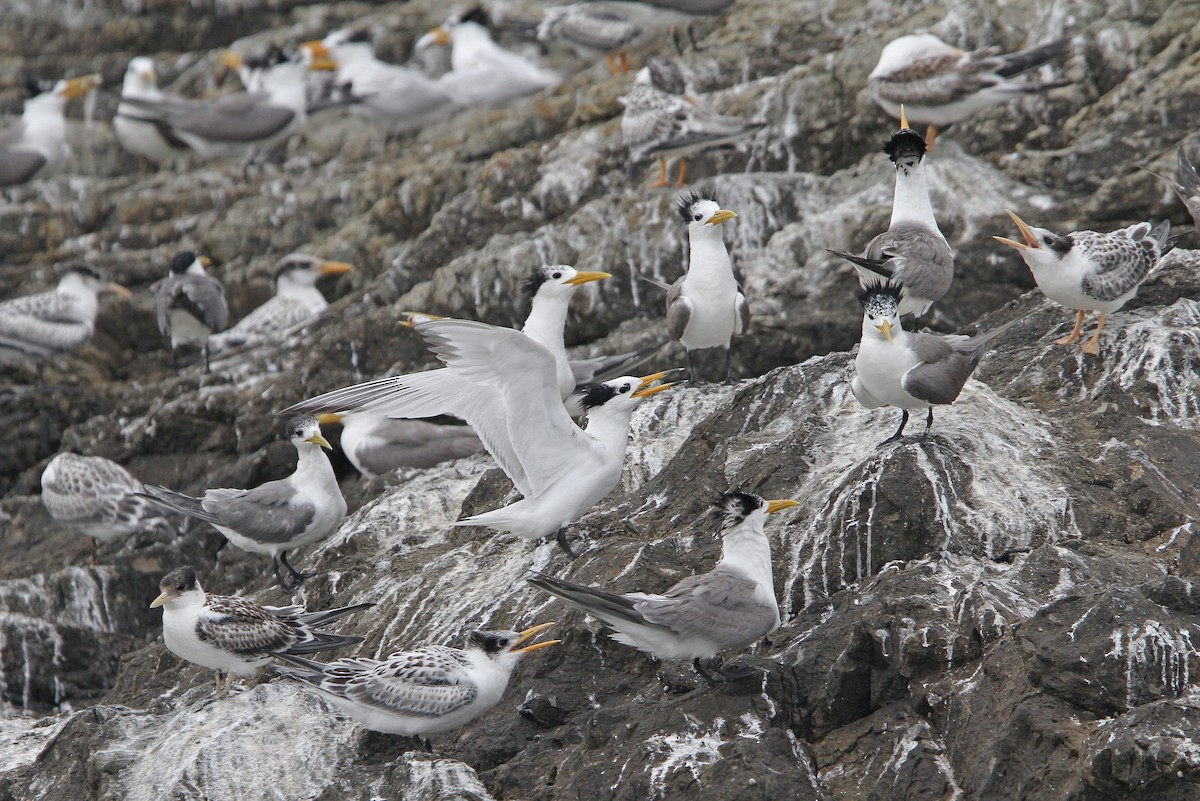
(0, 74), (101, 187)
(155, 250), (228, 371)
(649, 190), (747, 382)
(138, 416), (347, 590)
(114, 57), (191, 165)
(528, 491), (796, 684)
(828, 111), (952, 319)
(852, 283), (991, 444)
(994, 211), (1173, 356)
(0, 264), (130, 366)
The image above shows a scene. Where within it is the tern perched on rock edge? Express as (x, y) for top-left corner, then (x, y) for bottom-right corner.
(281, 319), (674, 557)
(208, 254), (354, 354)
(868, 33), (1069, 147)
(41, 452), (175, 565)
(114, 57), (191, 165)
(275, 623), (559, 737)
(138, 416), (347, 591)
(528, 491), (796, 684)
(643, 190), (747, 382)
(620, 58), (765, 188)
(0, 264), (131, 366)
(994, 211), (1174, 356)
(150, 565), (372, 695)
(853, 282), (996, 444)
(155, 250), (228, 371)
(0, 74), (101, 187)
(828, 110), (953, 318)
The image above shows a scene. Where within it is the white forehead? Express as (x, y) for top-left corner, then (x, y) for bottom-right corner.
(689, 200), (721, 220)
(871, 34), (958, 78)
(128, 57), (155, 73)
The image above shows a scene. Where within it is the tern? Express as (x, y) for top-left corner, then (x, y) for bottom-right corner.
(155, 250), (228, 371)
(208, 254), (354, 353)
(41, 452), (175, 564)
(868, 33), (1069, 147)
(528, 491), (796, 683)
(113, 57), (192, 165)
(644, 190), (747, 382)
(620, 57), (764, 188)
(828, 111), (952, 318)
(316, 412), (484, 478)
(1148, 144), (1200, 231)
(138, 416), (347, 591)
(1, 74), (101, 186)
(994, 211), (1174, 356)
(281, 319), (674, 557)
(535, 2), (688, 75)
(852, 282), (993, 444)
(150, 565), (372, 695)
(275, 623), (558, 736)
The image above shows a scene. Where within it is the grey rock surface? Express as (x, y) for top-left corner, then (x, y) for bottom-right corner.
(2, 0), (1200, 799)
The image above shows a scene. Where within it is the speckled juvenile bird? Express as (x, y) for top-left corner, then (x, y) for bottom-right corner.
(155, 250), (228, 371)
(150, 565), (372, 695)
(41, 452), (176, 565)
(994, 212), (1174, 356)
(275, 623), (558, 736)
(828, 111), (953, 318)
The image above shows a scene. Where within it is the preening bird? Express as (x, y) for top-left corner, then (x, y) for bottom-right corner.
(155, 250), (228, 370)
(0, 74), (101, 186)
(528, 491), (796, 683)
(994, 211), (1174, 356)
(150, 565), (372, 695)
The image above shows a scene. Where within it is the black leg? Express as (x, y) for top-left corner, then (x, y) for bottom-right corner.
(671, 27), (685, 55)
(692, 657), (722, 686)
(687, 23), (705, 52)
(554, 528), (579, 559)
(279, 550), (313, 586)
(687, 349), (698, 383)
(880, 410), (910, 446)
(723, 347), (735, 384)
(925, 408), (934, 431)
(203, 343), (211, 374)
(272, 556), (294, 591)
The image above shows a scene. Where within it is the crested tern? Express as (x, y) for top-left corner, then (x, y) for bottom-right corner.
(528, 491), (796, 683)
(155, 250), (228, 371)
(138, 416), (347, 591)
(150, 565), (372, 695)
(994, 211), (1174, 356)
(113, 57), (192, 165)
(275, 623), (558, 736)
(0, 264), (131, 365)
(0, 74), (101, 186)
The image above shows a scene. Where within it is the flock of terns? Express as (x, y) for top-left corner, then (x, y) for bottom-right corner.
(4, 2), (1196, 744)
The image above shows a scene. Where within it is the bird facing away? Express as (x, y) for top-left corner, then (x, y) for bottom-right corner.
(419, 7), (561, 109)
(207, 254), (354, 354)
(0, 74), (101, 187)
(527, 491), (797, 683)
(852, 282), (991, 444)
(155, 250), (228, 371)
(274, 623), (559, 736)
(150, 565), (372, 695)
(280, 319), (674, 557)
(1148, 144), (1200, 231)
(41, 452), (175, 565)
(994, 211), (1174, 356)
(868, 33), (1069, 147)
(113, 57), (191, 165)
(828, 113), (953, 318)
(138, 416), (347, 591)
(316, 412), (484, 478)
(620, 57), (765, 188)
(0, 264), (131, 366)
(646, 191), (748, 382)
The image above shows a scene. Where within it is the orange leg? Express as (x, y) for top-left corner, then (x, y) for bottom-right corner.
(674, 158), (688, 187)
(1080, 312), (1106, 356)
(606, 53), (620, 76)
(652, 156), (670, 188)
(619, 51), (630, 74)
(925, 124), (940, 150)
(1054, 310), (1085, 346)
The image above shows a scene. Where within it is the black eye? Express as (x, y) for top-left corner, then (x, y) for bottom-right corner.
(619, 385), (630, 393)
(552, 272), (562, 279)
(1042, 236), (1053, 245)
(693, 214), (702, 222)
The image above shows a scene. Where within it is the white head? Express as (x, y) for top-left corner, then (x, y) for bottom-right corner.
(870, 33), (959, 79)
(714, 491), (798, 536)
(25, 74), (101, 114)
(150, 565), (205, 609)
(857, 283), (904, 344)
(287, 415), (333, 451)
(576, 372), (675, 418)
(57, 264), (131, 300)
(993, 210), (1073, 273)
(123, 58), (158, 95)
(676, 191), (738, 239)
(523, 265), (611, 305)
(273, 254), (355, 295)
(464, 623), (559, 672)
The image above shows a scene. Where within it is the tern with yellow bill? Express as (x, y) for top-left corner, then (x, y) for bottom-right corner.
(275, 623), (559, 736)
(155, 250), (228, 371)
(0, 74), (101, 186)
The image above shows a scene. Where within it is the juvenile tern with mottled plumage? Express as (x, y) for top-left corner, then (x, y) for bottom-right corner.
(536, 2), (686, 75)
(138, 416), (347, 590)
(275, 623), (558, 736)
(281, 319), (673, 557)
(41, 452), (175, 564)
(0, 264), (130, 365)
(621, 57), (764, 187)
(150, 565), (372, 695)
(155, 250), (228, 370)
(994, 212), (1174, 356)
(528, 491), (795, 683)
(868, 33), (1068, 147)
(827, 113), (952, 318)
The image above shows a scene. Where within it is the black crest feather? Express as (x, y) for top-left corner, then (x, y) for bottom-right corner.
(160, 565), (198, 592)
(460, 6), (489, 27)
(523, 267), (551, 298)
(579, 382), (618, 410)
(169, 251), (198, 274)
(856, 280), (904, 309)
(346, 29), (372, 44)
(24, 76), (54, 99)
(883, 128), (927, 164)
(675, 188), (716, 223)
(714, 491), (764, 528)
(468, 630), (510, 653)
(66, 263), (103, 281)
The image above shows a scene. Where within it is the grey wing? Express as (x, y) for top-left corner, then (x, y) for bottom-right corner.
(546, 7), (642, 51)
(634, 567), (777, 649)
(665, 276), (691, 342)
(646, 99), (764, 156)
(568, 341), (665, 385)
(1078, 230), (1159, 302)
(869, 226), (954, 302)
(197, 595), (297, 657)
(900, 332), (982, 404)
(871, 54), (994, 109)
(165, 93), (295, 142)
(354, 420), (482, 474)
(341, 647), (479, 718)
(180, 275), (228, 331)
(201, 481), (316, 544)
(734, 290), (749, 335)
(0, 148), (47, 187)
(0, 292), (92, 355)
